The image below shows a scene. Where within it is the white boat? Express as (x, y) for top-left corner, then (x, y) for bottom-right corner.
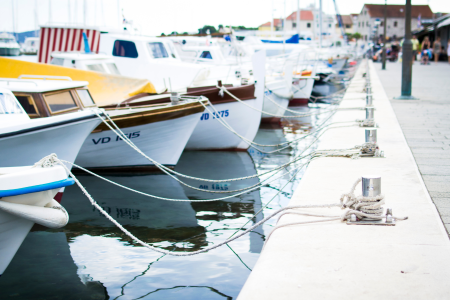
(262, 75), (293, 123)
(0, 33), (20, 56)
(50, 52), (121, 75)
(0, 77), (206, 171)
(0, 87), (102, 168)
(0, 162), (72, 276)
(21, 37), (39, 55)
(109, 50), (266, 151)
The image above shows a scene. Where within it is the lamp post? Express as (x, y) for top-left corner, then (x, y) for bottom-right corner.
(382, 0), (387, 70)
(394, 0), (418, 99)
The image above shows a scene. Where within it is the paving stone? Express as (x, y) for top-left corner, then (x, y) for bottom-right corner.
(411, 148), (446, 153)
(430, 192), (450, 198)
(408, 142), (445, 148)
(424, 181), (450, 192)
(436, 207), (450, 217)
(432, 198), (450, 208)
(415, 159), (450, 166)
(418, 165), (450, 176)
(422, 175), (450, 182)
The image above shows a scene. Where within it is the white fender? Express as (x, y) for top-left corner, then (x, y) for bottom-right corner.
(0, 199), (69, 228)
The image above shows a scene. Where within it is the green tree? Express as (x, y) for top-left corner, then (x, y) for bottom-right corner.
(198, 25), (217, 34)
(352, 32), (362, 40)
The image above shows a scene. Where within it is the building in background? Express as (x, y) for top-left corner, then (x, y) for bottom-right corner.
(335, 15), (354, 35)
(283, 10), (314, 32)
(258, 8), (335, 41)
(356, 4), (433, 41)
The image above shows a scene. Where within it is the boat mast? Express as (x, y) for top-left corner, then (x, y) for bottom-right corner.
(283, 0), (286, 49)
(296, 0), (300, 36)
(49, 0), (52, 24)
(68, 0), (71, 25)
(319, 0), (323, 48)
(34, 0), (38, 36)
(84, 0), (87, 26)
(11, 0), (16, 39)
(271, 0), (274, 37)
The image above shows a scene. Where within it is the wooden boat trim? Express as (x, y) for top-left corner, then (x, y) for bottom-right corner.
(106, 84), (256, 109)
(93, 100), (206, 132)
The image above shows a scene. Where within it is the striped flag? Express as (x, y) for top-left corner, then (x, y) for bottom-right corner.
(38, 27), (101, 64)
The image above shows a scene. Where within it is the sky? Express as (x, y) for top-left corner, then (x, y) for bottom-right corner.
(1, 0), (450, 36)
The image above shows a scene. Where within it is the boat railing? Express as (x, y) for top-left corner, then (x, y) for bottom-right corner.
(18, 75), (72, 81)
(0, 78), (38, 86)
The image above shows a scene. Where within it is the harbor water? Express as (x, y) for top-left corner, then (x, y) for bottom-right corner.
(0, 72), (353, 300)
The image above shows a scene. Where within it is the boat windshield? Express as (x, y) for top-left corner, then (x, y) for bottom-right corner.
(0, 93), (24, 114)
(0, 38), (15, 44)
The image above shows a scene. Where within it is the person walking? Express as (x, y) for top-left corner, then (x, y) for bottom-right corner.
(448, 40), (450, 64)
(433, 37), (442, 63)
(411, 35), (419, 62)
(421, 36), (431, 65)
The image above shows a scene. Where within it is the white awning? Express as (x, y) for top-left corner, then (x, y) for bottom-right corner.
(437, 17), (450, 29)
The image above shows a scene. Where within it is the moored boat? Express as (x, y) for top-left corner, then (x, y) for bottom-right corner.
(0, 77), (206, 170)
(0, 160), (72, 276)
(0, 87), (102, 168)
(0, 33), (20, 56)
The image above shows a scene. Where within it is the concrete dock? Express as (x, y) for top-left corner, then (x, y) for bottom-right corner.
(238, 60), (450, 299)
(375, 62), (450, 235)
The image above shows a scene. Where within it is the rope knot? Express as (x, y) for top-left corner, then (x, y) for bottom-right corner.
(33, 153), (59, 168)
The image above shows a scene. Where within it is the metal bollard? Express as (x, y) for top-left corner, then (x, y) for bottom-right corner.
(366, 94), (373, 106)
(362, 175), (381, 197)
(366, 86), (372, 95)
(365, 129), (377, 144)
(170, 92), (180, 105)
(366, 107), (375, 120)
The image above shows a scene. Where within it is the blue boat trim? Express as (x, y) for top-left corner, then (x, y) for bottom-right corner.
(0, 178), (75, 197)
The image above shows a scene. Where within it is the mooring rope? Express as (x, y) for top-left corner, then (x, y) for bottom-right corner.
(33, 154), (406, 256)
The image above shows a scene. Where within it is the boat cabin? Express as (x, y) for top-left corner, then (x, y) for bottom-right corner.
(0, 76), (96, 118)
(50, 52), (121, 75)
(98, 33), (208, 91)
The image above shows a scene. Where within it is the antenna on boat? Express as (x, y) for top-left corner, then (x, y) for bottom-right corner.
(168, 78), (173, 92)
(82, 32), (91, 53)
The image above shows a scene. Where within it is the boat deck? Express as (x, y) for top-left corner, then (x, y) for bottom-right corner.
(237, 61), (450, 299)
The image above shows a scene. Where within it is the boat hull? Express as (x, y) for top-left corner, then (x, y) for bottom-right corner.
(0, 47), (20, 56)
(290, 77), (315, 106)
(0, 117), (101, 168)
(186, 97), (262, 150)
(262, 79), (292, 122)
(75, 112), (201, 169)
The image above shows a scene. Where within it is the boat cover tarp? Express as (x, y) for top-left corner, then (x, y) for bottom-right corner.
(261, 34), (300, 44)
(0, 57), (156, 105)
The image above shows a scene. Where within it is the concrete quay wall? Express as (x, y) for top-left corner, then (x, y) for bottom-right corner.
(238, 61), (450, 299)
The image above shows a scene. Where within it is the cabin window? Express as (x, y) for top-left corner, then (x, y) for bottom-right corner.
(105, 63), (121, 75)
(0, 93), (23, 114)
(44, 90), (78, 113)
(50, 58), (64, 66)
(200, 51), (212, 59)
(87, 63), (107, 73)
(15, 94), (39, 116)
(77, 89), (95, 107)
(112, 40), (138, 58)
(147, 42), (169, 58)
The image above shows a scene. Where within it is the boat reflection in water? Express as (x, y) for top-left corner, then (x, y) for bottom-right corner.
(175, 151), (264, 254)
(26, 151), (264, 299)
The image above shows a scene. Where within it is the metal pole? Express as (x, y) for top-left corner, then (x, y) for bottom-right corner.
(382, 0), (387, 69)
(297, 0), (300, 36)
(271, 0), (274, 37)
(395, 0), (417, 99)
(319, 0), (323, 48)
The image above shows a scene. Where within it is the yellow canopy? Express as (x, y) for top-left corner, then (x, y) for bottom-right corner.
(0, 57), (156, 106)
